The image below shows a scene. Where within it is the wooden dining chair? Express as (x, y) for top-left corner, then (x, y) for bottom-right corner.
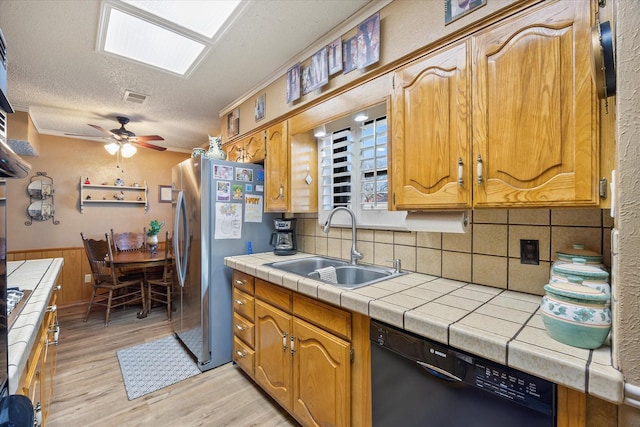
(145, 231), (174, 320)
(110, 228), (147, 279)
(110, 229), (145, 252)
(81, 232), (146, 326)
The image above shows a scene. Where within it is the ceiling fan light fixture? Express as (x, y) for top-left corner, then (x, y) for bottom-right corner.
(121, 143), (137, 158)
(104, 142), (120, 155)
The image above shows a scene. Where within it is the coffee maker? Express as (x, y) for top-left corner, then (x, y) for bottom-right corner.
(270, 218), (297, 255)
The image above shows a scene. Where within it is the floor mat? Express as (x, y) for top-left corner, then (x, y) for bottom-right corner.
(116, 335), (201, 400)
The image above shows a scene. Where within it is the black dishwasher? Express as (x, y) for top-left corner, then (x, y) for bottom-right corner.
(370, 320), (556, 427)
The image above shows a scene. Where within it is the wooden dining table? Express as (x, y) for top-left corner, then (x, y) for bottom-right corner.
(108, 250), (171, 318)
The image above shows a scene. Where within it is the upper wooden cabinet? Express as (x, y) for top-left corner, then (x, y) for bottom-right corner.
(224, 130), (265, 163)
(391, 41), (471, 210)
(265, 121), (289, 212)
(471, 0), (597, 207)
(265, 121), (317, 213)
(391, 1), (599, 209)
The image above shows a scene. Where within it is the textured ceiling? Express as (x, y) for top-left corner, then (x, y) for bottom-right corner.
(0, 0), (372, 152)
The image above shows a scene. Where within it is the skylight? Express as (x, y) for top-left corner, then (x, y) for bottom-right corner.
(99, 1), (241, 76)
(122, 0), (241, 38)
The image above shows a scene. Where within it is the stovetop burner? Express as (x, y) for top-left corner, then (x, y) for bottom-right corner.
(6, 288), (24, 316)
(6, 288), (31, 329)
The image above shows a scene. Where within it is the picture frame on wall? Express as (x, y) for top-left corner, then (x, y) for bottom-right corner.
(309, 46), (328, 91)
(159, 185), (172, 203)
(227, 108), (239, 137)
(255, 93), (265, 122)
(343, 35), (358, 74)
(301, 62), (313, 95)
(445, 0), (486, 24)
(286, 63), (301, 104)
(356, 12), (380, 69)
(327, 37), (343, 75)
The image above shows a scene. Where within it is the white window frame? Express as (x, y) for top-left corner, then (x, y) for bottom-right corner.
(317, 112), (407, 230)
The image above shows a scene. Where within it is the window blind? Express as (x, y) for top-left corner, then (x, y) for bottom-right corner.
(319, 129), (352, 211)
(360, 116), (388, 210)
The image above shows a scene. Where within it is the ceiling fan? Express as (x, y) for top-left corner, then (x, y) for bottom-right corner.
(66, 116), (167, 156)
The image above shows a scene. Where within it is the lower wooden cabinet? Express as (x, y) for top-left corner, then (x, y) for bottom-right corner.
(255, 299), (293, 409)
(237, 276), (353, 427)
(232, 271), (256, 376)
(292, 317), (351, 427)
(19, 285), (60, 427)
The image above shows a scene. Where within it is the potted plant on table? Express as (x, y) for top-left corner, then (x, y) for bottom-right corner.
(146, 219), (165, 252)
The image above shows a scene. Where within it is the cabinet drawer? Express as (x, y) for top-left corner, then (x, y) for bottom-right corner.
(233, 288), (255, 321)
(233, 336), (255, 377)
(256, 279), (292, 313)
(294, 293), (351, 341)
(233, 312), (255, 348)
(233, 270), (255, 295)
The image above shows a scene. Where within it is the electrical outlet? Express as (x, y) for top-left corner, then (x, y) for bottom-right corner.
(84, 274), (92, 283)
(520, 240), (539, 265)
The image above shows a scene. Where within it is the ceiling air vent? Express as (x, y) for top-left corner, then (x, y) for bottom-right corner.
(123, 90), (148, 105)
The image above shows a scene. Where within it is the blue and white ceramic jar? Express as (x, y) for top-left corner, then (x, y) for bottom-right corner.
(555, 243), (604, 265)
(551, 258), (609, 285)
(540, 281), (611, 349)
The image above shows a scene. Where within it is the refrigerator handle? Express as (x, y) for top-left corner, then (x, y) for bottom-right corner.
(174, 190), (189, 288)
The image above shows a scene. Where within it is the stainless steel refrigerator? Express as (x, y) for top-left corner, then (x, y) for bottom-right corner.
(171, 156), (276, 371)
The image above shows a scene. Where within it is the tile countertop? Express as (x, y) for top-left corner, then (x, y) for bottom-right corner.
(225, 252), (625, 405)
(7, 258), (64, 394)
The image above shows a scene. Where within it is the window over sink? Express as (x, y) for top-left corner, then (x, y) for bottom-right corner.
(317, 103), (407, 230)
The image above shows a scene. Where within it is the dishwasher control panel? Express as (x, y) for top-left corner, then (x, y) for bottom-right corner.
(371, 320), (555, 417)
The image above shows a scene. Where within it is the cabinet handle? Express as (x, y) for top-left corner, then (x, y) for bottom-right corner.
(273, 184), (285, 200)
(47, 305), (57, 313)
(234, 299), (244, 306)
(34, 402), (42, 427)
(282, 333), (288, 351)
(477, 155), (484, 184)
(235, 350), (246, 358)
(290, 335), (296, 355)
(48, 324), (60, 346)
(235, 323), (246, 331)
(457, 157), (464, 186)
(234, 279), (245, 286)
(55, 285), (61, 291)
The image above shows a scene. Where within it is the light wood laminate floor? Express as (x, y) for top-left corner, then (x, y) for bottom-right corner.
(48, 304), (299, 427)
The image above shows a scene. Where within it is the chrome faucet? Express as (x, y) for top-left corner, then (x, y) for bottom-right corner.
(323, 207), (363, 265)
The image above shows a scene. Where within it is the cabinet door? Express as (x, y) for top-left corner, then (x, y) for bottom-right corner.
(392, 41), (471, 209)
(292, 318), (351, 427)
(225, 131), (266, 163)
(255, 300), (293, 411)
(472, 1), (596, 207)
(265, 121), (289, 212)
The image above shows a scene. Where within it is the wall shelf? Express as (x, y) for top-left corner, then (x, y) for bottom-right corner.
(27, 172), (59, 225)
(79, 177), (148, 213)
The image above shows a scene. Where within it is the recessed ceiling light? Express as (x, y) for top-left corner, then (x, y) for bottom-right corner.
(354, 112), (369, 122)
(314, 125), (327, 138)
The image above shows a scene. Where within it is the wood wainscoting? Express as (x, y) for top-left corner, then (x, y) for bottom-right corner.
(8, 242), (169, 307)
(8, 248), (90, 307)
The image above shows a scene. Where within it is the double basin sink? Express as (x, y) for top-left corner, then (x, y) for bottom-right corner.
(266, 256), (405, 290)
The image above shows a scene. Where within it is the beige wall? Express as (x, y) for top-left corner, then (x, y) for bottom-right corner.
(5, 130), (189, 251)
